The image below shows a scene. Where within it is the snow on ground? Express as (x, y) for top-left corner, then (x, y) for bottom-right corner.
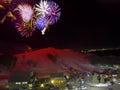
(0, 47), (99, 80)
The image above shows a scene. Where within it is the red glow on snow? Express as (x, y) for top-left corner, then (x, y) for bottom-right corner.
(0, 47), (99, 80)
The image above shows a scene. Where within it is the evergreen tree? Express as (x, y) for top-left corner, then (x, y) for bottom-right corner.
(100, 74), (105, 83)
(117, 69), (120, 79)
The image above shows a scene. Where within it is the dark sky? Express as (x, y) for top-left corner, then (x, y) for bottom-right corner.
(0, 0), (120, 53)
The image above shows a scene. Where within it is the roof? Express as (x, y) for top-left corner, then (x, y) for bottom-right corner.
(8, 72), (31, 82)
(50, 73), (64, 78)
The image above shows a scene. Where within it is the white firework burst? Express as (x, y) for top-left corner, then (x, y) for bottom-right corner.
(18, 4), (34, 23)
(34, 0), (50, 17)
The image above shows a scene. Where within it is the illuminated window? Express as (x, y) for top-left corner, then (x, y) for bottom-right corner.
(16, 82), (21, 84)
(40, 84), (44, 87)
(51, 80), (54, 84)
(22, 82), (28, 84)
(28, 84), (32, 89)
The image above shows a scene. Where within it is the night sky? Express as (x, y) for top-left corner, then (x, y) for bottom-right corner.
(0, 0), (120, 53)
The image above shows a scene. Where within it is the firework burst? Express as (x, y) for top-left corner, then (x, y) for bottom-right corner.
(34, 0), (61, 25)
(16, 20), (36, 38)
(15, 3), (36, 38)
(17, 4), (34, 23)
(47, 1), (61, 25)
(0, 0), (17, 24)
(34, 0), (50, 17)
(34, 0), (61, 35)
(35, 16), (47, 30)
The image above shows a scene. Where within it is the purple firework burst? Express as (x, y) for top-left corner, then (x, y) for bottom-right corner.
(47, 1), (61, 25)
(35, 16), (47, 30)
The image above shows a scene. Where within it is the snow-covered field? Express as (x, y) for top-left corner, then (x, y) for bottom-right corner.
(0, 47), (99, 80)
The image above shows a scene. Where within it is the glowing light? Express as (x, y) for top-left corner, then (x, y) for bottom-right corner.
(41, 27), (46, 35)
(40, 84), (44, 87)
(16, 20), (35, 38)
(35, 16), (50, 35)
(34, 0), (50, 17)
(0, 0), (12, 5)
(0, 5), (4, 9)
(15, 3), (36, 38)
(17, 4), (34, 23)
(28, 84), (32, 89)
(16, 82), (21, 84)
(0, 0), (61, 37)
(35, 16), (47, 30)
(34, 0), (61, 35)
(34, 0), (61, 25)
(0, 0), (16, 24)
(51, 80), (54, 84)
(4, 0), (12, 4)
(47, 1), (61, 25)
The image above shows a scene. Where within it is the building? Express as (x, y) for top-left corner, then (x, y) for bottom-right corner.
(8, 71), (36, 90)
(50, 72), (65, 87)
